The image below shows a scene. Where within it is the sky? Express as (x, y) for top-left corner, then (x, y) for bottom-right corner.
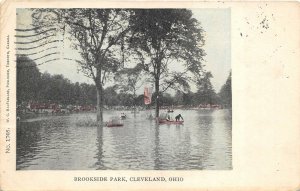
(192, 9), (231, 92)
(16, 8), (231, 92)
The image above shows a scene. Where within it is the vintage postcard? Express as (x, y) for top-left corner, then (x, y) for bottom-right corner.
(0, 0), (299, 190)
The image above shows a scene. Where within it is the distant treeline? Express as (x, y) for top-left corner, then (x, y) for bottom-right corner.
(17, 56), (231, 108)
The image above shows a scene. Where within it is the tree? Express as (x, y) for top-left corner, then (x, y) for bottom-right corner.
(195, 71), (218, 105)
(117, 92), (134, 106)
(174, 91), (184, 105)
(114, 63), (144, 103)
(160, 93), (174, 107)
(135, 94), (145, 106)
(129, 9), (205, 117)
(17, 56), (41, 104)
(103, 86), (118, 107)
(17, 57), (99, 106)
(219, 71), (231, 108)
(78, 83), (97, 105)
(182, 91), (195, 106)
(32, 9), (132, 123)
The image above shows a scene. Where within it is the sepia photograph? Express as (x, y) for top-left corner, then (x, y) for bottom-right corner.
(15, 8), (232, 170)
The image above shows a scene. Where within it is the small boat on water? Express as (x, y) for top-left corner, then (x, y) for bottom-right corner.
(106, 122), (124, 127)
(158, 119), (184, 125)
(167, 105), (174, 113)
(106, 117), (123, 127)
(120, 113), (126, 119)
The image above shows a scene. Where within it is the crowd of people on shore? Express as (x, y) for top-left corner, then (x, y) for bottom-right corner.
(17, 101), (224, 118)
(17, 102), (97, 115)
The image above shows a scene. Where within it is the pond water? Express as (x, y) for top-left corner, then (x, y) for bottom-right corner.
(17, 109), (232, 170)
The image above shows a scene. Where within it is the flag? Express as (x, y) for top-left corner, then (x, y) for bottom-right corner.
(144, 87), (152, 105)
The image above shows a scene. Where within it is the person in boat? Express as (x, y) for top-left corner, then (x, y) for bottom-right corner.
(120, 112), (126, 119)
(175, 114), (183, 121)
(166, 114), (171, 121)
(167, 107), (173, 113)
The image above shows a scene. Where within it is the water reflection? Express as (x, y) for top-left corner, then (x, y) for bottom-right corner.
(17, 109), (232, 170)
(95, 125), (105, 170)
(153, 123), (161, 170)
(196, 111), (214, 169)
(17, 121), (43, 169)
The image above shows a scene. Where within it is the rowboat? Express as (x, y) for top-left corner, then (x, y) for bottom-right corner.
(106, 122), (123, 127)
(158, 119), (184, 125)
(120, 113), (126, 119)
(106, 117), (124, 127)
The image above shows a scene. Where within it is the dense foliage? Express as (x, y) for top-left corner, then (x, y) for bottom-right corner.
(218, 71), (232, 108)
(32, 9), (133, 122)
(17, 56), (231, 108)
(18, 9), (231, 114)
(17, 56), (97, 105)
(129, 9), (206, 116)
